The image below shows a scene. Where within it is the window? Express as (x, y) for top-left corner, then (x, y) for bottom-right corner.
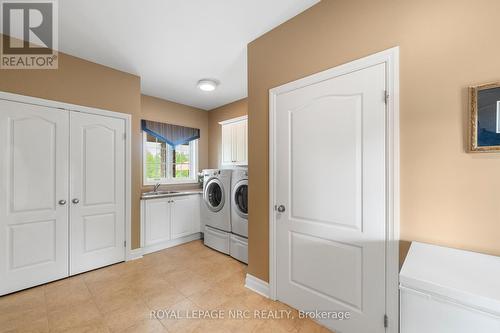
(143, 132), (198, 184)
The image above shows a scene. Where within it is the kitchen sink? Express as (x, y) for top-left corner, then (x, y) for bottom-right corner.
(142, 191), (179, 196)
(141, 189), (202, 200)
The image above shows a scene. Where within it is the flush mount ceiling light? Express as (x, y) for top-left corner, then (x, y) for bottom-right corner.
(197, 79), (218, 92)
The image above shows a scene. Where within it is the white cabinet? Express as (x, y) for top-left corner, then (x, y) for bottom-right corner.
(221, 124), (234, 165)
(400, 242), (500, 333)
(171, 195), (201, 239)
(144, 198), (172, 246)
(220, 115), (247, 166)
(143, 194), (201, 254)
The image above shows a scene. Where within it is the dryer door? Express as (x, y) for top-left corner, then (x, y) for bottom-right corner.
(204, 178), (225, 212)
(232, 179), (248, 219)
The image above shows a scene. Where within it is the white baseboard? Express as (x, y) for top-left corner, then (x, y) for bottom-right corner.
(245, 273), (270, 298)
(142, 233), (202, 255)
(126, 248), (143, 261)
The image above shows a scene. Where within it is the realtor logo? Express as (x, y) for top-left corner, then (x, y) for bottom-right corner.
(1, 0), (58, 69)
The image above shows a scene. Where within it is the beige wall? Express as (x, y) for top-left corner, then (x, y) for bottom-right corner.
(247, 0), (500, 281)
(141, 94), (208, 191)
(0, 43), (209, 250)
(0, 47), (144, 249)
(208, 98), (248, 168)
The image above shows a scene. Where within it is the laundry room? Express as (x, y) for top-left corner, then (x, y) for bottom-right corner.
(140, 97), (249, 263)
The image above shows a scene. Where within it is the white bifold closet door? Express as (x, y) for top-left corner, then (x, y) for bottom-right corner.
(0, 98), (126, 295)
(0, 100), (69, 295)
(69, 112), (125, 275)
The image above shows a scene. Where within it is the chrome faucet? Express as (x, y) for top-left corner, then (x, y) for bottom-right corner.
(153, 183), (161, 193)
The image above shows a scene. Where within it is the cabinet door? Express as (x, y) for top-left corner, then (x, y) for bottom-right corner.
(171, 195), (200, 239)
(234, 119), (248, 164)
(221, 123), (233, 165)
(145, 198), (171, 246)
(69, 112), (126, 275)
(192, 195), (201, 233)
(0, 99), (69, 295)
(231, 124), (237, 163)
(221, 119), (248, 166)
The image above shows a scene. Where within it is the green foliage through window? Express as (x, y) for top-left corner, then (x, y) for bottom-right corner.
(144, 134), (196, 183)
(145, 152), (162, 179)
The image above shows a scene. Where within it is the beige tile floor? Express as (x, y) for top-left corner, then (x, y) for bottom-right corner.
(0, 240), (332, 333)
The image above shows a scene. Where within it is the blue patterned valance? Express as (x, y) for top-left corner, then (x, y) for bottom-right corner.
(141, 120), (200, 147)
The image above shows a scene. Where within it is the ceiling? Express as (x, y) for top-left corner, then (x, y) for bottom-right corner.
(59, 0), (320, 110)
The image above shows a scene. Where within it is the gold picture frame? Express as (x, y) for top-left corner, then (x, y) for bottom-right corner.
(469, 82), (500, 152)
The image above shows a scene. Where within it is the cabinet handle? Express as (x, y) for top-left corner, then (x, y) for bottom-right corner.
(72, 198), (80, 204)
(58, 200), (67, 206)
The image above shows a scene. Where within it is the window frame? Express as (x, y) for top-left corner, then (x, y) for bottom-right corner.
(142, 132), (198, 185)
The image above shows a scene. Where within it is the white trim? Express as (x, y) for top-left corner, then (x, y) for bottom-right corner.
(268, 47), (400, 333)
(142, 232), (202, 255)
(126, 248), (143, 261)
(385, 47), (400, 333)
(218, 115), (248, 126)
(496, 101), (500, 134)
(0, 91), (134, 265)
(140, 200), (146, 249)
(245, 273), (270, 298)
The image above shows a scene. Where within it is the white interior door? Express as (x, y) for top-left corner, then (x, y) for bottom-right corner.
(70, 112), (125, 275)
(275, 63), (387, 332)
(0, 99), (69, 295)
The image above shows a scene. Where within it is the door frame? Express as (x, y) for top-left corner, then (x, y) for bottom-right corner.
(0, 91), (134, 261)
(268, 47), (400, 332)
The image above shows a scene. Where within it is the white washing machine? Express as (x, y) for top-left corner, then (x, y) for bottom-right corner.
(202, 169), (232, 254)
(230, 168), (248, 263)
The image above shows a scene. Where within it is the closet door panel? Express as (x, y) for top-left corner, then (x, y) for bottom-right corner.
(0, 99), (69, 295)
(70, 112), (125, 275)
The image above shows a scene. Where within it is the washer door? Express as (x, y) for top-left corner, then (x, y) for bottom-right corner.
(232, 179), (248, 219)
(204, 178), (225, 212)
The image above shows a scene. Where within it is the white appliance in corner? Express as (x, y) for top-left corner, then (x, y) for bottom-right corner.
(230, 168), (248, 263)
(400, 242), (500, 333)
(202, 169), (232, 254)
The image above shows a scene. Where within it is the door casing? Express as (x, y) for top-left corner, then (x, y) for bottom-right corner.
(0, 91), (135, 261)
(268, 47), (400, 332)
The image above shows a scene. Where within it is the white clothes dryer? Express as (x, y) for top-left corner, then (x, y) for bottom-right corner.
(202, 169), (232, 254)
(230, 168), (248, 263)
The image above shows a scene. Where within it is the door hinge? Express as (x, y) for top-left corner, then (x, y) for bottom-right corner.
(123, 133), (126, 140)
(384, 90), (389, 105)
(124, 240), (127, 248)
(384, 314), (388, 328)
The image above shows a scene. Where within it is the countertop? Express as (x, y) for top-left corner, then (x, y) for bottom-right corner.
(141, 189), (203, 200)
